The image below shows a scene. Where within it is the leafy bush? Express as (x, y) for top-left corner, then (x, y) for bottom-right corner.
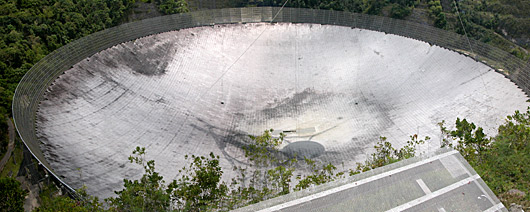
(428, 0), (447, 28)
(36, 186), (103, 212)
(168, 153), (228, 211)
(0, 177), (26, 212)
(440, 107), (530, 209)
(106, 147), (170, 211)
(390, 4), (412, 19)
(351, 135), (429, 174)
(157, 0), (189, 15)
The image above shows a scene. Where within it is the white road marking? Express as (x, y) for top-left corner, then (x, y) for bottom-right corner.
(257, 150), (458, 212)
(439, 154), (467, 178)
(416, 179), (432, 194)
(438, 208), (447, 212)
(441, 152), (496, 206)
(483, 203), (505, 212)
(385, 174), (480, 212)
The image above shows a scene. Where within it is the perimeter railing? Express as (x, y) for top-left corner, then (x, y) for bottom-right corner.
(12, 7), (530, 194)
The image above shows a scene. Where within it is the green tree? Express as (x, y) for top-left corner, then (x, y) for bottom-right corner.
(362, 0), (385, 15)
(439, 118), (489, 164)
(428, 0), (446, 28)
(244, 129), (284, 167)
(351, 135), (428, 175)
(390, 4), (412, 19)
(267, 164), (294, 195)
(0, 177), (27, 212)
(168, 153), (228, 211)
(439, 108), (530, 208)
(229, 129), (290, 206)
(158, 0), (190, 15)
(479, 108), (530, 208)
(106, 147), (171, 211)
(36, 186), (103, 212)
(295, 159), (337, 191)
(0, 0), (136, 121)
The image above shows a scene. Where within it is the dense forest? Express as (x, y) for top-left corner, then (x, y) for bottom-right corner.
(445, 0), (529, 60)
(1, 0), (134, 116)
(0, 0), (138, 156)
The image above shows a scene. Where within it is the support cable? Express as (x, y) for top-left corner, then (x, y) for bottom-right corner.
(452, 0), (490, 126)
(198, 0), (291, 100)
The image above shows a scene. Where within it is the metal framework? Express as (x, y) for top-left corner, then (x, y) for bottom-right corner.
(12, 7), (530, 193)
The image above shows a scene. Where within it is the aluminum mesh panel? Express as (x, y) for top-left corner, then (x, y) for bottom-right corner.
(12, 7), (530, 194)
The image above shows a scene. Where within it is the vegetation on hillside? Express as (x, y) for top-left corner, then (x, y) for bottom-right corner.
(0, 0), (137, 119)
(231, 0), (416, 16)
(444, 0), (529, 60)
(157, 0), (190, 14)
(440, 108), (530, 209)
(35, 185), (104, 212)
(0, 177), (27, 212)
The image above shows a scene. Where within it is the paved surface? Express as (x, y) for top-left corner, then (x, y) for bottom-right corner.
(0, 118), (15, 172)
(17, 176), (40, 212)
(35, 23), (530, 198)
(235, 150), (507, 212)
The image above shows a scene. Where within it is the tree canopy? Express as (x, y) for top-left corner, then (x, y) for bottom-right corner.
(0, 177), (27, 212)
